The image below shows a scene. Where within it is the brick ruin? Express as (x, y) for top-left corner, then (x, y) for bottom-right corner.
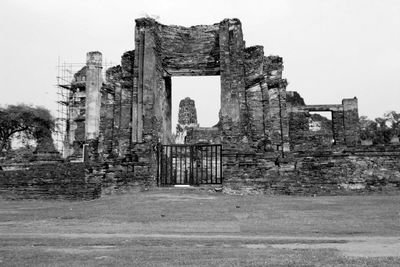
(1, 17), (399, 199)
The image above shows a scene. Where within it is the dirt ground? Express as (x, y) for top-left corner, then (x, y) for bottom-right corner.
(0, 189), (400, 266)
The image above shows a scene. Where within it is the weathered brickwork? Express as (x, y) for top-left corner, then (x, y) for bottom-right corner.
(63, 66), (87, 159)
(98, 51), (135, 159)
(287, 91), (360, 150)
(222, 148), (400, 195)
(185, 127), (221, 144)
(0, 162), (101, 200)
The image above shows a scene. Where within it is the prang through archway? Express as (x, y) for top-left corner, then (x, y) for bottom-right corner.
(172, 76), (221, 133)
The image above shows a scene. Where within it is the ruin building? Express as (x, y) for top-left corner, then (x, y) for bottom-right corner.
(62, 17), (362, 184)
(51, 17), (398, 194)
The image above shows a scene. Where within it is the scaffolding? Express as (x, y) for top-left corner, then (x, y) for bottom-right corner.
(54, 58), (115, 156)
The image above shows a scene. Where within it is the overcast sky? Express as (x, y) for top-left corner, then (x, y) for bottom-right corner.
(1, 0), (399, 129)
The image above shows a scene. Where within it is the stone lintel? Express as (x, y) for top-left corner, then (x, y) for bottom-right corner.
(303, 104), (343, 112)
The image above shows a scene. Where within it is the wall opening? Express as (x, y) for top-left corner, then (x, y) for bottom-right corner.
(308, 111), (335, 146)
(171, 76), (221, 134)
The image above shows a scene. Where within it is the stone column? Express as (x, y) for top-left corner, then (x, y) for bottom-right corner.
(85, 51), (102, 140)
(85, 51), (102, 161)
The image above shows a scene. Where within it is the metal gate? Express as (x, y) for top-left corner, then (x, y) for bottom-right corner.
(157, 144), (222, 186)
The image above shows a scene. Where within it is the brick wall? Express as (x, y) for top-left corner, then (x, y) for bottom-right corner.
(221, 147), (400, 195)
(0, 162), (101, 200)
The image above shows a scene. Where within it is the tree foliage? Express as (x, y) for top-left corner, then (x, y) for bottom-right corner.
(360, 111), (400, 144)
(0, 104), (54, 153)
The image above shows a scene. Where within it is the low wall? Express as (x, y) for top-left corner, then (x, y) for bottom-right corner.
(0, 158), (154, 200)
(89, 161), (154, 195)
(222, 147), (400, 195)
(0, 162), (101, 200)
(1, 146), (399, 198)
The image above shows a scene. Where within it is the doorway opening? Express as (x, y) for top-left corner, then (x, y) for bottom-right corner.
(308, 111), (335, 146)
(171, 76), (221, 134)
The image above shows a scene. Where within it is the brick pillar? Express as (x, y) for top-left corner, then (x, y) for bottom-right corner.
(219, 19), (247, 141)
(85, 51), (102, 161)
(263, 56), (290, 154)
(246, 84), (264, 140)
(331, 110), (345, 146)
(343, 97), (360, 146)
(133, 18), (166, 144)
(260, 81), (271, 138)
(120, 51), (134, 156)
(279, 85), (290, 152)
(268, 80), (290, 153)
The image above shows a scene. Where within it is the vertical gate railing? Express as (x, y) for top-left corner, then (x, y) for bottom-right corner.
(157, 144), (222, 186)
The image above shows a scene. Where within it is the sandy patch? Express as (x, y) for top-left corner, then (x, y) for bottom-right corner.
(271, 238), (400, 257)
(44, 245), (116, 254)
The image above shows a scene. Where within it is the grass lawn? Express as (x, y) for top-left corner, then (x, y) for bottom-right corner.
(0, 189), (399, 266)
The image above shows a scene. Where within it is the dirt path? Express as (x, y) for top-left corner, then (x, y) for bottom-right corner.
(1, 193), (400, 265)
(2, 232), (399, 257)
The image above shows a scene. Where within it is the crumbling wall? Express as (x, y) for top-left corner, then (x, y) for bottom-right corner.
(64, 66), (87, 159)
(287, 91), (360, 151)
(159, 23), (220, 76)
(98, 50), (135, 159)
(99, 65), (121, 159)
(0, 162), (101, 200)
(222, 147), (400, 195)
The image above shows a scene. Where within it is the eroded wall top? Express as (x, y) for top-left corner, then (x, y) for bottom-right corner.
(135, 18), (244, 76)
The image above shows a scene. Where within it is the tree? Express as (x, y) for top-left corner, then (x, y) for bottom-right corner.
(0, 104), (54, 154)
(384, 111), (400, 138)
(359, 116), (377, 141)
(359, 111), (400, 144)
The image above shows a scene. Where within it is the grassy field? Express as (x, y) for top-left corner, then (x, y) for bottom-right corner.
(0, 189), (400, 266)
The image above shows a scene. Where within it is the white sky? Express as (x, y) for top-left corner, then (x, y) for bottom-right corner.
(1, 0), (399, 128)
